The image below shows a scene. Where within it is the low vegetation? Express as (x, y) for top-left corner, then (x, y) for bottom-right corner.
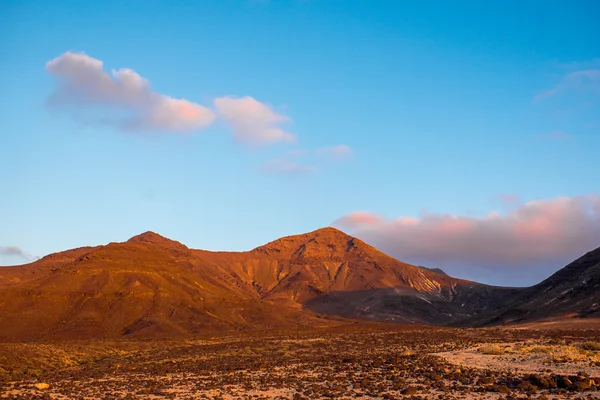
(1, 324), (599, 399)
(580, 341), (600, 351)
(478, 344), (505, 355)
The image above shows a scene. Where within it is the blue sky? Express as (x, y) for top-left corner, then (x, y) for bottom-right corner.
(1, 0), (599, 285)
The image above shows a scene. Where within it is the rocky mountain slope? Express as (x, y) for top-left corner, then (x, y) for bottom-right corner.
(464, 246), (600, 326)
(0, 227), (596, 339)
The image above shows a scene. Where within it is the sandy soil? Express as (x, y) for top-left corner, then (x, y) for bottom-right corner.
(438, 341), (600, 377)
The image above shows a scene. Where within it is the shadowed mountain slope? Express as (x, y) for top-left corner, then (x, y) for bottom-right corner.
(464, 246), (600, 326)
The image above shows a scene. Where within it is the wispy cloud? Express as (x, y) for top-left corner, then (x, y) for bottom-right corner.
(536, 131), (573, 141)
(316, 144), (354, 159)
(46, 52), (215, 132)
(260, 157), (316, 175)
(535, 69), (600, 103)
(555, 59), (600, 72)
(334, 195), (600, 281)
(259, 143), (354, 176)
(494, 193), (520, 206)
(213, 96), (295, 145)
(0, 246), (38, 262)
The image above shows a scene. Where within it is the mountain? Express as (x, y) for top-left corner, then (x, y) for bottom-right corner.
(464, 246), (600, 326)
(0, 227), (596, 339)
(0, 231), (326, 340)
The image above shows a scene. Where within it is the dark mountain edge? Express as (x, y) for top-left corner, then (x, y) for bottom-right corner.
(419, 266), (449, 276)
(458, 246), (600, 326)
(0, 227), (597, 340)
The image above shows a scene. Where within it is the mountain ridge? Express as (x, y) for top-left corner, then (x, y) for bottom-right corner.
(0, 228), (597, 340)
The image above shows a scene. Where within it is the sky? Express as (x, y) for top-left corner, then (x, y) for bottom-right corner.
(1, 0), (599, 286)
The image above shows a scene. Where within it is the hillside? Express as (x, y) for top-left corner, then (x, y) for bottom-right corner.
(0, 227), (597, 339)
(465, 246), (600, 326)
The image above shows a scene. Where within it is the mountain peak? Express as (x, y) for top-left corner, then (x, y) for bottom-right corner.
(127, 231), (188, 251)
(128, 231), (168, 243)
(311, 226), (350, 237)
(253, 226), (371, 258)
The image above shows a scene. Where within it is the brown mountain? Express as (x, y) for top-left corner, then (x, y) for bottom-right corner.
(0, 231), (320, 340)
(0, 227), (500, 339)
(0, 227), (595, 339)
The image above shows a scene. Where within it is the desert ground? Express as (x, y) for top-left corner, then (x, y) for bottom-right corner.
(1, 320), (599, 400)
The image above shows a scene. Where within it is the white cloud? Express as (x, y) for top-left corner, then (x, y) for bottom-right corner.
(46, 51), (215, 133)
(213, 96), (295, 145)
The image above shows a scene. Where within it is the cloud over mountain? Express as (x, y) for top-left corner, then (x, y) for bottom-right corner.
(334, 195), (600, 276)
(0, 246), (37, 262)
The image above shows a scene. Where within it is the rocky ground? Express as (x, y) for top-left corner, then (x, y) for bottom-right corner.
(1, 321), (599, 399)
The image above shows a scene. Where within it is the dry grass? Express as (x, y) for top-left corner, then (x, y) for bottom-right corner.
(478, 344), (504, 355)
(580, 341), (600, 351)
(530, 346), (553, 354)
(400, 349), (416, 357)
(486, 341), (600, 368)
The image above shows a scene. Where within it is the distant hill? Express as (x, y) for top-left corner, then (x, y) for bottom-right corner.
(0, 227), (597, 339)
(463, 246), (600, 326)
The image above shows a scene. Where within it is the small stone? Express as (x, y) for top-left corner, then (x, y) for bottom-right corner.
(35, 383), (50, 390)
(491, 384), (510, 393)
(401, 386), (418, 395)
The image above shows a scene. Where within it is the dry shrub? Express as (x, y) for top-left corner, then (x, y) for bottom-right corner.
(530, 346), (552, 354)
(478, 345), (504, 355)
(580, 342), (600, 351)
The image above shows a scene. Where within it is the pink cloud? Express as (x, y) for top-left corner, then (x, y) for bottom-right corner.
(336, 211), (384, 226)
(334, 195), (600, 280)
(46, 52), (215, 132)
(213, 96), (295, 145)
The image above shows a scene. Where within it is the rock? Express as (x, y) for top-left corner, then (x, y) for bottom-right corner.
(517, 381), (538, 392)
(572, 379), (591, 391)
(35, 383), (50, 390)
(491, 384), (510, 393)
(401, 386), (418, 395)
(529, 375), (556, 389)
(555, 376), (573, 389)
(478, 377), (494, 385)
